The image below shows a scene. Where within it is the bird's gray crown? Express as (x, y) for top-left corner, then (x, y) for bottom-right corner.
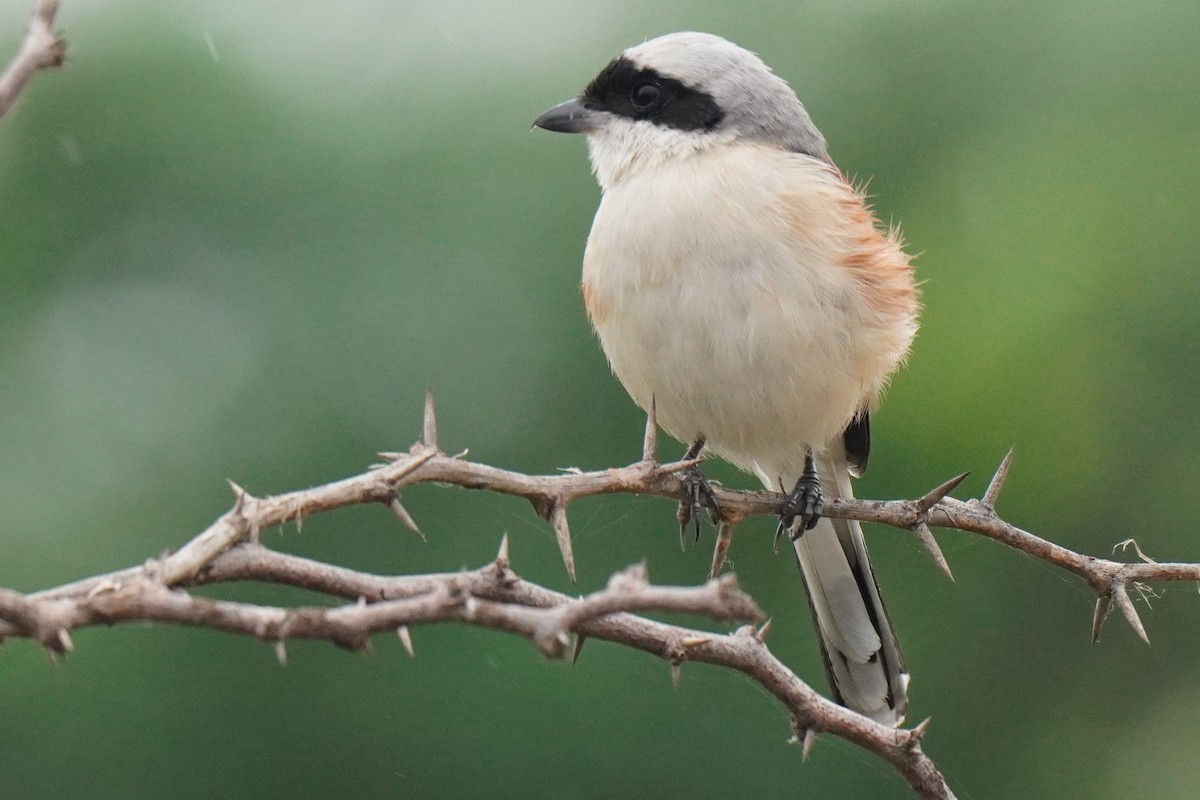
(585, 32), (828, 160)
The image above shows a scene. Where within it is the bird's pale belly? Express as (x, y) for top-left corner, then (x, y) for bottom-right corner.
(589, 264), (869, 478)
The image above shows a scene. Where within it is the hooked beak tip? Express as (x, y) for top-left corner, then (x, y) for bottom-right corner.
(533, 98), (600, 135)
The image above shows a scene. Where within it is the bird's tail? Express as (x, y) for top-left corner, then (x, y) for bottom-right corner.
(774, 455), (908, 726)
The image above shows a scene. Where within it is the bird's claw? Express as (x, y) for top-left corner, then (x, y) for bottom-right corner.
(677, 464), (720, 549)
(774, 466), (823, 549)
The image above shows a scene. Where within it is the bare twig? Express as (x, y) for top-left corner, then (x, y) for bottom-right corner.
(0, 0), (65, 122)
(0, 541), (953, 799)
(2, 554), (762, 659)
(32, 437), (1188, 634)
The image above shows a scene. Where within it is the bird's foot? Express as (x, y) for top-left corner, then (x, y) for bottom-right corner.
(677, 440), (720, 548)
(774, 458), (823, 548)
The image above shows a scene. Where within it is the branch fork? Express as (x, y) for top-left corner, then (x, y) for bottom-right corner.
(0, 0), (67, 122)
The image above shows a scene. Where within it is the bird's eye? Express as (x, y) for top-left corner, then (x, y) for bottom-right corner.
(630, 82), (661, 110)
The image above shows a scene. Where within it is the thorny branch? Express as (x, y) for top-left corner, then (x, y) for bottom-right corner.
(3, 393), (1200, 799)
(0, 0), (66, 122)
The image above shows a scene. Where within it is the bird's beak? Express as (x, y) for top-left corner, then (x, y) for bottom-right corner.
(532, 98), (603, 134)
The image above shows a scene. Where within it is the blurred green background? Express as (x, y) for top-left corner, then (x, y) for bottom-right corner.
(2, 1), (1198, 797)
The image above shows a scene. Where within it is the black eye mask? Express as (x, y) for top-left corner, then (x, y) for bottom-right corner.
(581, 57), (724, 132)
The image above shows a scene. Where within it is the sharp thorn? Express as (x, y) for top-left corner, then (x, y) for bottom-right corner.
(709, 520), (734, 579)
(982, 446), (1016, 509)
(388, 496), (424, 540)
(1113, 584), (1150, 645)
(495, 534), (510, 569)
(642, 396), (658, 463)
(802, 728), (817, 761)
(670, 662), (681, 689)
(571, 634), (587, 664)
(754, 617), (774, 643)
(911, 716), (932, 740)
(656, 459), (702, 475)
(551, 503), (577, 584)
(916, 472), (971, 513)
(1091, 594), (1112, 644)
(226, 479), (248, 512)
(422, 386), (438, 450)
(913, 522), (954, 581)
(681, 635), (711, 649)
(397, 625), (415, 657)
(56, 628), (73, 653)
(274, 639), (287, 667)
(612, 561), (648, 587)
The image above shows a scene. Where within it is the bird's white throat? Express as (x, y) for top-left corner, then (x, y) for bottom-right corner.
(586, 116), (735, 191)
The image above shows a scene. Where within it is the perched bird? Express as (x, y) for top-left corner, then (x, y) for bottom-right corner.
(534, 32), (918, 726)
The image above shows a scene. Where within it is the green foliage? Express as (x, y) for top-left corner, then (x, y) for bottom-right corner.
(1, 2), (1198, 797)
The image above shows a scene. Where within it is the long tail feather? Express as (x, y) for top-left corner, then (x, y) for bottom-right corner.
(775, 454), (908, 726)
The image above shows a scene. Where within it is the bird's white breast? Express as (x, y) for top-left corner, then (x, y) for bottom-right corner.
(582, 143), (910, 480)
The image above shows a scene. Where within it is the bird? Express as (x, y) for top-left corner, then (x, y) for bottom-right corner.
(533, 32), (918, 726)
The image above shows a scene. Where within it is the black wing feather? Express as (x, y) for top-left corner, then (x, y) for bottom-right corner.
(843, 410), (870, 477)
